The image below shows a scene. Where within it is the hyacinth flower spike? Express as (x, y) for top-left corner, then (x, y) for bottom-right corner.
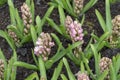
(76, 72), (90, 80)
(99, 57), (112, 80)
(34, 32), (55, 61)
(34, 32), (54, 79)
(108, 15), (120, 48)
(0, 59), (4, 79)
(21, 3), (32, 35)
(65, 15), (84, 58)
(74, 0), (84, 15)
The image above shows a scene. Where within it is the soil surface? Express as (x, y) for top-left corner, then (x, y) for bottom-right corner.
(0, 0), (120, 80)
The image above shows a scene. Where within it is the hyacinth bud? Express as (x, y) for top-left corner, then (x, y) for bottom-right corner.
(99, 57), (112, 80)
(34, 32), (54, 61)
(21, 3), (32, 35)
(65, 16), (84, 57)
(0, 59), (4, 79)
(108, 15), (120, 48)
(74, 0), (84, 15)
(8, 29), (20, 44)
(76, 72), (90, 80)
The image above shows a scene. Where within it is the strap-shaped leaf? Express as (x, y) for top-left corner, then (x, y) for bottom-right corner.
(81, 0), (98, 14)
(38, 56), (47, 80)
(0, 30), (16, 50)
(95, 9), (106, 32)
(98, 70), (109, 80)
(14, 61), (38, 70)
(31, 0), (34, 24)
(46, 17), (63, 34)
(30, 25), (37, 45)
(7, 25), (23, 39)
(20, 34), (32, 44)
(8, 0), (16, 24)
(63, 58), (76, 80)
(106, 0), (112, 34)
(61, 74), (68, 80)
(110, 64), (117, 80)
(37, 6), (54, 34)
(58, 5), (65, 26)
(91, 44), (100, 76)
(36, 16), (42, 33)
(51, 60), (63, 80)
(25, 72), (39, 80)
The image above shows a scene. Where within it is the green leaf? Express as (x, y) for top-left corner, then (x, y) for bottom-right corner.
(14, 61), (38, 70)
(0, 0), (7, 6)
(63, 58), (76, 80)
(36, 16), (42, 33)
(45, 60), (54, 69)
(90, 44), (100, 76)
(25, 72), (39, 80)
(10, 50), (17, 80)
(26, 0), (30, 6)
(30, 25), (37, 45)
(117, 74), (120, 80)
(58, 5), (65, 26)
(46, 17), (63, 34)
(61, 0), (76, 17)
(61, 0), (69, 10)
(37, 6), (54, 34)
(95, 9), (106, 32)
(51, 33), (62, 47)
(51, 60), (63, 80)
(5, 50), (17, 80)
(66, 0), (73, 12)
(98, 70), (109, 80)
(96, 32), (109, 48)
(80, 61), (85, 72)
(7, 25), (23, 39)
(115, 55), (120, 74)
(66, 50), (80, 65)
(31, 0), (34, 24)
(83, 58), (95, 79)
(61, 74), (68, 80)
(80, 14), (85, 26)
(38, 56), (47, 80)
(0, 49), (7, 68)
(106, 0), (112, 34)
(54, 0), (64, 8)
(32, 50), (38, 67)
(8, 0), (16, 25)
(0, 30), (16, 50)
(81, 0), (98, 14)
(15, 9), (24, 34)
(110, 64), (117, 80)
(20, 34), (32, 44)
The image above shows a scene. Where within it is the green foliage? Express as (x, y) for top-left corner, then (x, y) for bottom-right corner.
(0, 0), (119, 79)
(109, 0), (120, 3)
(0, 0), (7, 6)
(50, 0), (98, 17)
(0, 50), (17, 80)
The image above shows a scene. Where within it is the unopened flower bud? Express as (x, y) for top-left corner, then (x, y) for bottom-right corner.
(21, 3), (32, 35)
(74, 0), (84, 15)
(0, 59), (4, 79)
(65, 16), (84, 57)
(99, 57), (112, 80)
(108, 15), (120, 48)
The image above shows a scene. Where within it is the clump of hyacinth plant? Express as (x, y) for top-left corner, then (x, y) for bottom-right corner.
(33, 32), (54, 79)
(50, 0), (98, 17)
(65, 15), (84, 57)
